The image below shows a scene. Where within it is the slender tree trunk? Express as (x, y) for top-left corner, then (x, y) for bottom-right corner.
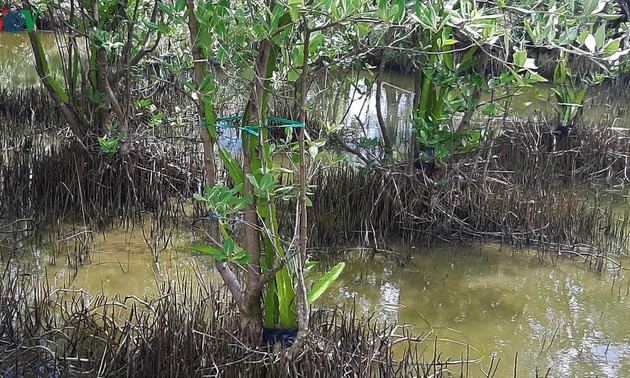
(291, 20), (311, 354)
(185, 0), (243, 313)
(375, 28), (394, 162)
(457, 53), (486, 132)
(26, 31), (87, 143)
(408, 71), (423, 170)
(239, 39), (274, 338)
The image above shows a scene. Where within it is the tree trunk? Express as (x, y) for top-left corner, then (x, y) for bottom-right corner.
(186, 0), (246, 331)
(375, 28), (394, 162)
(291, 21), (311, 354)
(238, 38), (275, 340)
(26, 31), (87, 143)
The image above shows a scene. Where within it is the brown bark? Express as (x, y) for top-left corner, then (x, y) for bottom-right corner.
(456, 84), (481, 132)
(238, 39), (274, 336)
(457, 52), (487, 132)
(409, 71), (423, 169)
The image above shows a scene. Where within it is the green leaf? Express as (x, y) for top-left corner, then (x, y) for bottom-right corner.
(577, 31), (589, 45)
(233, 195), (253, 211)
(309, 32), (324, 54)
(158, 2), (174, 17)
(513, 50), (527, 67)
(275, 266), (297, 327)
(288, 70), (300, 82)
(442, 39), (458, 46)
(604, 38), (621, 57)
(175, 0), (186, 12)
(223, 237), (235, 255)
(575, 87), (588, 104)
(526, 72), (548, 83)
(308, 262), (345, 304)
(259, 173), (275, 191)
(193, 193), (206, 202)
(594, 24), (606, 49)
(482, 103), (497, 116)
(242, 67), (256, 81)
(143, 20), (158, 31)
(232, 250), (252, 265)
(190, 244), (227, 261)
(246, 173), (260, 189)
(219, 147), (245, 189)
(388, 5), (400, 20)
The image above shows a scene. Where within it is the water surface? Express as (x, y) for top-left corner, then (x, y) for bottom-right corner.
(6, 228), (628, 377)
(318, 244), (629, 377)
(0, 32), (64, 88)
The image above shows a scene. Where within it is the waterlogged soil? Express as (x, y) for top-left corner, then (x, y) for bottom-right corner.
(4, 227), (628, 377)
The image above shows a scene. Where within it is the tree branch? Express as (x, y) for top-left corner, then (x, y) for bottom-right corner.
(26, 30), (88, 144)
(216, 261), (243, 303)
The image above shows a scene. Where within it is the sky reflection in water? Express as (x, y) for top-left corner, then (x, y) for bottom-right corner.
(319, 244), (629, 377)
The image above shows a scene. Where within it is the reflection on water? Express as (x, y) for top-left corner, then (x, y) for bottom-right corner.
(0, 32), (65, 88)
(318, 244), (630, 377)
(6, 225), (221, 298)
(315, 71), (629, 161)
(3, 226), (629, 376)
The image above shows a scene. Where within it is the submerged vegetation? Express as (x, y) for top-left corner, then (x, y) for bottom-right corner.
(2, 0), (630, 375)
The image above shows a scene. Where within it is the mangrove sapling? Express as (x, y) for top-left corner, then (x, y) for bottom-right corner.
(551, 52), (589, 137)
(514, 0), (628, 136)
(25, 0), (163, 154)
(408, 3), (497, 172)
(183, 0), (344, 343)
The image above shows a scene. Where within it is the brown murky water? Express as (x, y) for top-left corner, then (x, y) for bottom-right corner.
(319, 244), (630, 377)
(8, 226), (628, 377)
(0, 32), (65, 88)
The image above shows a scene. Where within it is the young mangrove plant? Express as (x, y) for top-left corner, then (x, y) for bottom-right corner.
(519, 0), (627, 135)
(332, 0), (629, 170)
(409, 1), (498, 169)
(180, 0), (357, 345)
(552, 52), (589, 136)
(24, 0), (164, 154)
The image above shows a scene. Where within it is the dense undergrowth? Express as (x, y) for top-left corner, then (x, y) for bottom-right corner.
(1, 86), (629, 376)
(0, 273), (487, 377)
